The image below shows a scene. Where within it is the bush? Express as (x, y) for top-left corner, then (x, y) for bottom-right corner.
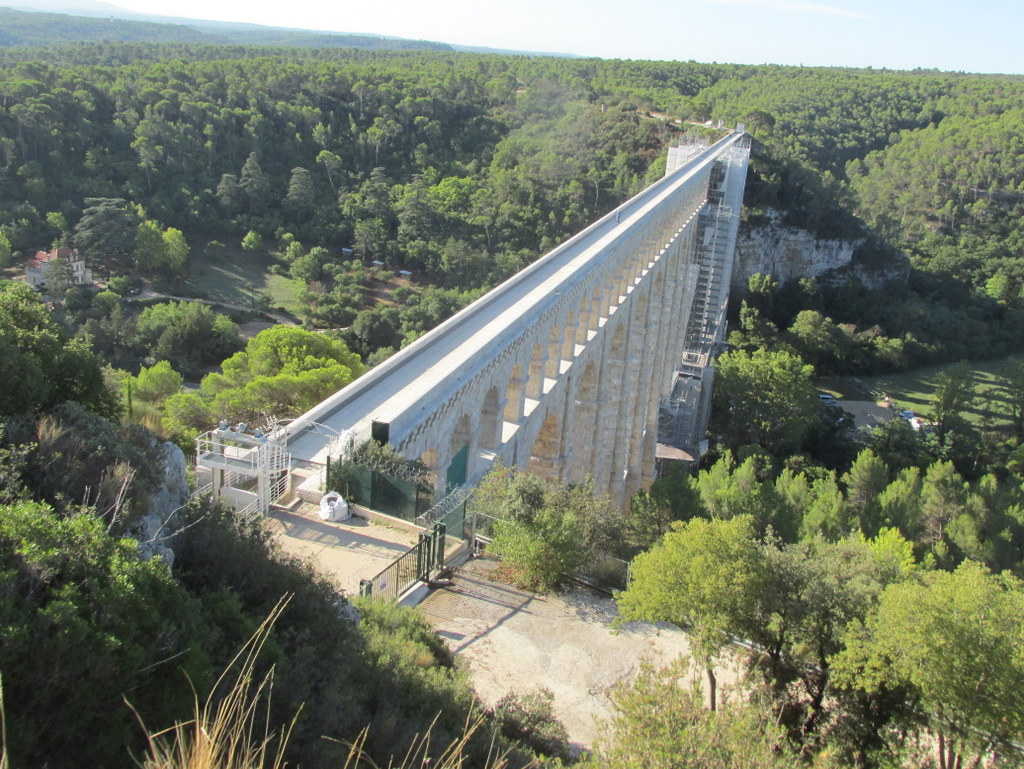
(0, 499), (213, 769)
(241, 230), (263, 251)
(475, 466), (624, 591)
(491, 508), (587, 592)
(492, 687), (572, 762)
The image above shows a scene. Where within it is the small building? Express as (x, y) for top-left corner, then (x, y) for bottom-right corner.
(195, 422), (291, 515)
(24, 247), (92, 289)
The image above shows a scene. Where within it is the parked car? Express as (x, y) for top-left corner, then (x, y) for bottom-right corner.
(818, 393), (838, 405)
(898, 409), (915, 420)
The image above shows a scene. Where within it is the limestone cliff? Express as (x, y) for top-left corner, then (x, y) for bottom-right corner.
(132, 441), (190, 565)
(732, 213), (860, 292)
(732, 211), (911, 293)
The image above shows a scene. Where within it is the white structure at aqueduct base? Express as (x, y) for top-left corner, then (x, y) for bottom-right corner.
(281, 131), (750, 509)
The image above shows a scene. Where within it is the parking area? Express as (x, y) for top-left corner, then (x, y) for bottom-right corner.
(838, 398), (894, 430)
(418, 556), (741, 751)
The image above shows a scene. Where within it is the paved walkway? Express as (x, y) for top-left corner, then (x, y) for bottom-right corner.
(267, 504), (420, 595)
(418, 557), (741, 751)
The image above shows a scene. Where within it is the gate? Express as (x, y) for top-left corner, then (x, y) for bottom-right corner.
(358, 523), (448, 601)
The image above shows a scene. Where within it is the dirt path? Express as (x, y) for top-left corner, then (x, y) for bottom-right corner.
(125, 289), (297, 325)
(418, 557), (742, 751)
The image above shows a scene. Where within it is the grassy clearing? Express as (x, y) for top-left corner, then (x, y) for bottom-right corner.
(820, 356), (1022, 426)
(183, 242), (304, 318)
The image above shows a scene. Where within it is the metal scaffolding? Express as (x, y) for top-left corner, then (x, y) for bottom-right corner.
(196, 423), (291, 516)
(659, 133), (750, 458)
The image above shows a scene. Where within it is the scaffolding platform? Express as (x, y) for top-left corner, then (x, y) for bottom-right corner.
(195, 426), (291, 515)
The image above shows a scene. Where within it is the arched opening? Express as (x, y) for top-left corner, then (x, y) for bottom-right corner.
(569, 362), (600, 483)
(545, 322), (564, 379)
(528, 412), (562, 483)
(526, 342), (545, 400)
(559, 309), (578, 363)
(576, 291), (595, 346)
(504, 364), (524, 424)
(479, 386), (501, 451)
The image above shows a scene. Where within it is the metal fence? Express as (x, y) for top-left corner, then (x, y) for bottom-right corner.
(573, 553), (632, 594)
(329, 460), (433, 522)
(464, 510), (499, 550)
(358, 523), (447, 601)
(417, 485), (472, 537)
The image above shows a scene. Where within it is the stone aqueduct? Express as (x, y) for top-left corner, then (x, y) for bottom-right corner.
(279, 130), (750, 509)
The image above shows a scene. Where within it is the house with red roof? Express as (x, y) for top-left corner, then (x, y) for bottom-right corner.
(24, 247), (92, 289)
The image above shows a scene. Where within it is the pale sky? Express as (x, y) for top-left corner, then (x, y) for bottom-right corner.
(33, 0), (1024, 74)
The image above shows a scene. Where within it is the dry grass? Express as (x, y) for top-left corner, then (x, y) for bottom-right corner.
(130, 597), (538, 769)
(131, 599), (296, 769)
(332, 716), (538, 769)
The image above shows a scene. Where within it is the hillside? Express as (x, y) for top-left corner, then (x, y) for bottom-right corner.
(0, 6), (453, 49)
(3, 39), (1024, 769)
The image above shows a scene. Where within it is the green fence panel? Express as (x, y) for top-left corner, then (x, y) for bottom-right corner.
(439, 501), (466, 540)
(370, 469), (420, 520)
(446, 443), (468, 492)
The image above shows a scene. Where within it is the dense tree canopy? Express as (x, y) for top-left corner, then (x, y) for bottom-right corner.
(163, 325), (363, 436)
(835, 561), (1024, 769)
(0, 281), (116, 417)
(711, 348), (818, 455)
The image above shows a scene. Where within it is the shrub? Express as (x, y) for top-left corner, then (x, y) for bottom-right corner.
(492, 687), (572, 762)
(491, 507), (587, 592)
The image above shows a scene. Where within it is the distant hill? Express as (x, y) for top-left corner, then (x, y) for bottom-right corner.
(0, 5), (454, 50)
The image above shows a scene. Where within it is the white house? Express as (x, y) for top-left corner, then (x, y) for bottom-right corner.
(25, 247), (92, 289)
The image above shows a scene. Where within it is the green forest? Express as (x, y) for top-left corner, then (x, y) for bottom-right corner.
(2, 34), (1024, 769)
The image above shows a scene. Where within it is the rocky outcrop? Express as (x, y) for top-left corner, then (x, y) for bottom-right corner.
(733, 213), (860, 292)
(133, 441), (190, 566)
(732, 211), (910, 292)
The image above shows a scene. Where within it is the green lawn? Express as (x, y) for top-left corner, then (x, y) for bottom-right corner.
(821, 357), (1022, 426)
(183, 242), (304, 318)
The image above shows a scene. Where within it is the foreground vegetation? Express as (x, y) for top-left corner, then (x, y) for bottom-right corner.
(2, 35), (1024, 769)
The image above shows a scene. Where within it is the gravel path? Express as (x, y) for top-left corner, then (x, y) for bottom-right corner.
(418, 557), (742, 751)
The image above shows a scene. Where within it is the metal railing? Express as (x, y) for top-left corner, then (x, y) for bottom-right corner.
(358, 523), (447, 601)
(573, 553), (632, 594)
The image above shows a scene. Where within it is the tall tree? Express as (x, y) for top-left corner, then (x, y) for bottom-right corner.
(843, 449), (889, 536)
(133, 219), (166, 274)
(712, 348), (818, 455)
(43, 255), (76, 296)
(238, 152), (270, 214)
(284, 166), (315, 220)
(215, 172), (244, 213)
(618, 515), (765, 711)
(930, 361), (977, 445)
(834, 561), (1024, 769)
(73, 198), (139, 270)
(161, 227), (189, 276)
(316, 150), (343, 195)
(0, 229), (11, 267)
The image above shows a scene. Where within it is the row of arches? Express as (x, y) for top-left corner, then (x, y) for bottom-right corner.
(402, 172), (714, 506)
